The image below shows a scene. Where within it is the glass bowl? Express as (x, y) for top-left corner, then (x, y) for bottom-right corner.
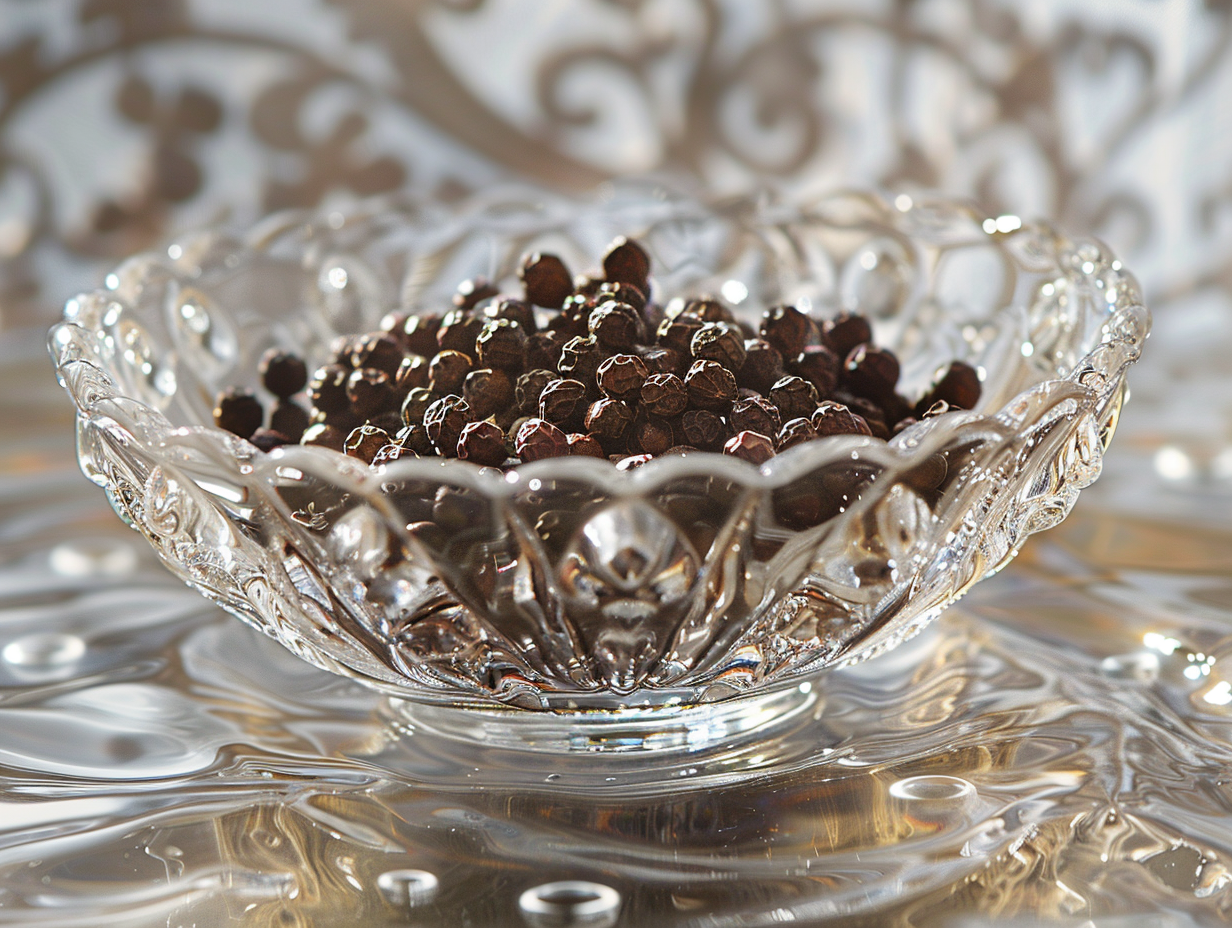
(48, 184), (1147, 724)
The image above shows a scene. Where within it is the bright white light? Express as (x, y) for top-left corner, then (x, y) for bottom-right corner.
(105, 274), (119, 290)
(1154, 445), (1194, 481)
(895, 194), (913, 211)
(167, 244), (183, 260)
(1143, 632), (1182, 655)
(982, 219), (997, 234)
(995, 215), (1022, 233)
(859, 251), (878, 270)
(1205, 681), (1232, 706)
(327, 266), (349, 289)
(720, 279), (748, 304)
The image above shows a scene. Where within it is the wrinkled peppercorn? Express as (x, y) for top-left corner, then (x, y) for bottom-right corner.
(400, 387), (435, 427)
(724, 430), (775, 464)
(260, 350), (308, 398)
(301, 422), (347, 452)
(729, 395), (781, 436)
(515, 369), (555, 414)
(656, 314), (702, 355)
(214, 388), (264, 439)
(476, 318), (527, 371)
(525, 330), (567, 371)
(568, 433), (606, 458)
(630, 413), (675, 456)
(397, 313), (442, 358)
(639, 345), (681, 374)
(821, 311), (872, 357)
(793, 344), (840, 396)
(602, 237), (651, 288)
(516, 418), (569, 462)
(917, 360), (981, 413)
(685, 360), (737, 411)
(344, 424), (391, 463)
(682, 296), (733, 323)
(350, 332), (403, 376)
(484, 297), (537, 333)
(436, 309), (483, 357)
(457, 420), (507, 467)
(595, 281), (647, 313)
(347, 367), (393, 418)
(423, 395), (471, 457)
(768, 375), (819, 422)
(812, 401), (873, 437)
(681, 408), (726, 450)
(640, 372), (688, 417)
(760, 305), (816, 357)
(739, 339), (784, 393)
(308, 365), (350, 416)
(596, 353), (648, 400)
(589, 301), (642, 351)
(557, 335), (602, 383)
(539, 378), (590, 430)
(584, 398), (634, 446)
(690, 322), (747, 370)
(394, 355), (430, 393)
(843, 344), (900, 401)
(429, 350), (473, 395)
(453, 278), (499, 310)
(463, 367), (514, 420)
(776, 417), (818, 452)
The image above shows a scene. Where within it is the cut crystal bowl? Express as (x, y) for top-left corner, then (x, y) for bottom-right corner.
(48, 185), (1148, 714)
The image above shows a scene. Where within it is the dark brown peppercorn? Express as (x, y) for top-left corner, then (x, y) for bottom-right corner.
(436, 309), (483, 358)
(429, 349), (473, 395)
(539, 378), (590, 430)
(400, 387), (435, 427)
(776, 417), (818, 452)
(640, 372), (688, 417)
(484, 297), (537, 334)
(584, 398), (634, 444)
(259, 350), (308, 398)
(568, 433), (606, 458)
(602, 237), (650, 288)
(738, 339), (784, 393)
(397, 313), (442, 358)
(681, 409), (726, 450)
(453, 277), (500, 310)
(516, 418), (569, 462)
(370, 410), (404, 435)
(595, 280), (647, 313)
(396, 423), (434, 456)
(463, 368), (514, 421)
(476, 318), (526, 371)
(729, 395), (781, 436)
(822, 312), (873, 358)
(301, 422), (347, 452)
(346, 367), (394, 418)
(372, 440), (413, 466)
(596, 353), (648, 400)
(394, 354), (430, 394)
(793, 344), (840, 397)
(549, 294), (592, 338)
(724, 430), (775, 464)
(681, 296), (733, 323)
(629, 413), (674, 456)
(557, 335), (602, 383)
(344, 424), (391, 463)
(843, 344), (900, 401)
(525, 330), (567, 372)
(270, 399), (309, 442)
(456, 420), (507, 466)
(760, 304), (817, 357)
(833, 392), (890, 439)
(812, 401), (873, 437)
(248, 428), (288, 452)
(917, 361), (981, 413)
(308, 364), (350, 416)
(515, 369), (555, 414)
(520, 253), (574, 309)
(588, 301), (642, 351)
(690, 321), (747, 370)
(423, 395), (471, 457)
(639, 346), (681, 374)
(656, 314), (702, 355)
(684, 360), (738, 411)
(213, 388), (263, 439)
(350, 332), (404, 376)
(769, 375), (820, 422)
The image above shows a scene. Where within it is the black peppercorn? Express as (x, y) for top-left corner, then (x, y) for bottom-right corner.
(372, 439), (413, 466)
(776, 417), (818, 452)
(596, 353), (648, 400)
(656, 314), (702, 355)
(822, 312), (873, 358)
(308, 364), (351, 416)
(583, 398), (634, 445)
(249, 428), (288, 452)
(681, 296), (733, 323)
(639, 346), (681, 375)
(769, 375), (819, 422)
(812, 401), (873, 437)
(520, 253), (574, 309)
(515, 368), (555, 414)
(397, 313), (442, 358)
(539, 378), (590, 430)
(347, 367), (394, 418)
(832, 391), (890, 439)
(457, 420), (508, 467)
(394, 354), (430, 394)
(629, 413), (674, 456)
(525, 330), (567, 372)
(423, 395), (471, 457)
(484, 297), (537, 334)
(301, 422), (347, 452)
(400, 387), (435, 427)
(213, 387), (264, 439)
(436, 309), (483, 357)
(396, 422), (434, 456)
(344, 424), (391, 463)
(463, 367), (514, 421)
(350, 332), (404, 376)
(453, 277), (500, 310)
(843, 344), (900, 401)
(476, 317), (526, 371)
(557, 335), (602, 383)
(724, 430), (775, 464)
(640, 372), (688, 418)
(259, 349), (308, 398)
(515, 418), (569, 462)
(680, 408), (726, 450)
(690, 322), (747, 370)
(429, 349), (473, 395)
(738, 339), (784, 393)
(917, 360), (981, 413)
(729, 395), (781, 436)
(602, 237), (651, 289)
(270, 399), (309, 442)
(684, 360), (738, 411)
(759, 304), (817, 358)
(566, 433), (604, 458)
(793, 344), (840, 397)
(594, 280), (647, 313)
(588, 301), (642, 351)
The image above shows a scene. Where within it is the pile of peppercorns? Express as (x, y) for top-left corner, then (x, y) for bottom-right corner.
(212, 237), (980, 470)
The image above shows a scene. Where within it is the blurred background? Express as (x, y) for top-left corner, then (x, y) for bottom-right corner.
(3, 2), (1232, 926)
(2, 0), (1231, 474)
